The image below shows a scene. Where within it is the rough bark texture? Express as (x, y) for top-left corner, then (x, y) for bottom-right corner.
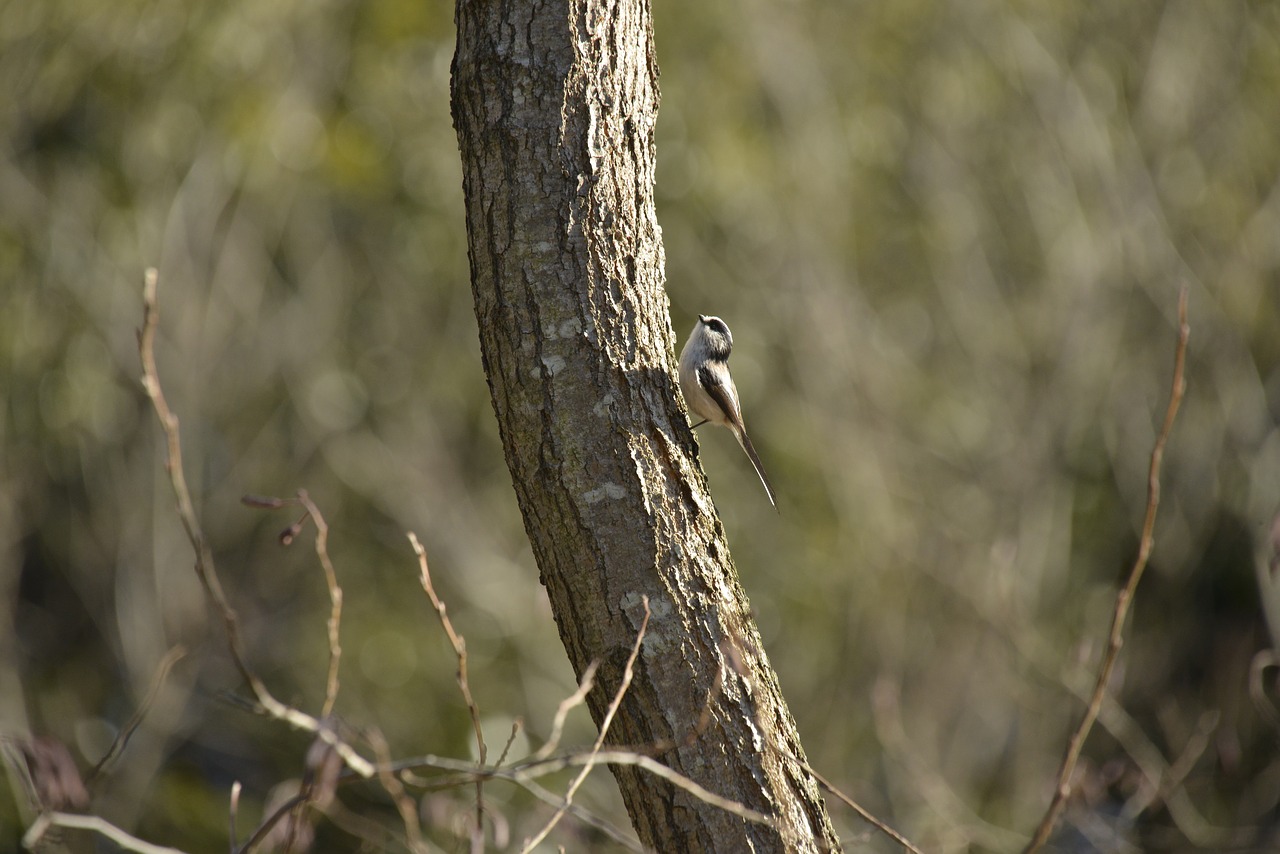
(451, 1), (840, 850)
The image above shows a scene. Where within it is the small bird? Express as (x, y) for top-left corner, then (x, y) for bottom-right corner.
(679, 315), (777, 508)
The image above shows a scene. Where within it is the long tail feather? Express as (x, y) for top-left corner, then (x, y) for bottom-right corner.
(736, 429), (778, 509)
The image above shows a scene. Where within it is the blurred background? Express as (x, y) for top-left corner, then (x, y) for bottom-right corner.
(3, 0), (1279, 850)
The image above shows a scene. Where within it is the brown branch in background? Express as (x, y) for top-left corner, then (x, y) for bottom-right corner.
(235, 728), (345, 854)
(236, 791), (307, 854)
(368, 728), (425, 853)
(393, 669), (646, 852)
(242, 491), (345, 718)
(799, 760), (925, 854)
(538, 751), (771, 826)
(138, 269), (373, 779)
(88, 644), (187, 783)
(871, 678), (1028, 851)
(521, 597), (651, 853)
(294, 490), (344, 719)
(23, 811), (188, 854)
(229, 781), (241, 854)
(1126, 711), (1218, 820)
(1023, 285), (1190, 854)
(407, 531), (487, 839)
(396, 759), (643, 851)
(387, 735), (774, 836)
(531, 660), (598, 762)
(921, 554), (1249, 848)
(504, 775), (642, 850)
(138, 269), (244, 686)
(722, 619), (925, 854)
(495, 719), (523, 768)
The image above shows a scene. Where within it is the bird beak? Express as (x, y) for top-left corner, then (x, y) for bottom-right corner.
(698, 314), (709, 324)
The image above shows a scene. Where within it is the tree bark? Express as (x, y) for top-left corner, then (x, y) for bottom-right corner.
(451, 1), (840, 850)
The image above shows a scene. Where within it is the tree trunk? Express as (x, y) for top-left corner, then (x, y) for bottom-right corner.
(451, 1), (841, 850)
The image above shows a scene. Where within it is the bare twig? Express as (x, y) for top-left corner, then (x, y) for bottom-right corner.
(548, 750), (771, 825)
(922, 555), (1248, 847)
(407, 531), (487, 838)
(406, 748), (772, 833)
(238, 730), (346, 854)
(871, 677), (1031, 851)
(521, 598), (650, 852)
(369, 728), (425, 853)
(229, 781), (241, 854)
(24, 811), (189, 854)
(294, 490), (344, 719)
(799, 760), (925, 854)
(532, 661), (598, 761)
(495, 719), (523, 768)
(138, 268), (373, 779)
(388, 739), (773, 830)
(725, 615), (924, 854)
(1023, 285), (1190, 853)
(504, 772), (642, 850)
(1124, 711), (1217, 821)
(88, 644), (187, 783)
(242, 491), (346, 719)
(236, 791), (308, 854)
(397, 760), (643, 850)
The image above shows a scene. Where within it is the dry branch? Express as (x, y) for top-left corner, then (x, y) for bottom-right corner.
(1023, 286), (1190, 852)
(521, 597), (651, 852)
(87, 644), (187, 783)
(295, 490), (344, 719)
(23, 812), (188, 854)
(138, 268), (373, 780)
(407, 530), (487, 840)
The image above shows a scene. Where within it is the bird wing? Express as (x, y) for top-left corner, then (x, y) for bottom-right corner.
(698, 364), (777, 508)
(697, 364), (741, 425)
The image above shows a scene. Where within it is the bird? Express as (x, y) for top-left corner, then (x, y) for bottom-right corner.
(678, 314), (777, 508)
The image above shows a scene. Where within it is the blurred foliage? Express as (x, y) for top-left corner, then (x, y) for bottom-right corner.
(2, 0), (1279, 850)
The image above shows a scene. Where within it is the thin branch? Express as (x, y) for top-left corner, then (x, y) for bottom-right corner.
(1023, 285), (1190, 853)
(871, 677), (1034, 852)
(799, 760), (924, 854)
(725, 615), (924, 854)
(531, 660), (598, 761)
(915, 526), (1250, 847)
(280, 773), (311, 852)
(229, 781), (241, 854)
(139, 269), (244, 684)
(87, 644), (187, 782)
(503, 773), (642, 851)
(1124, 711), (1217, 821)
(397, 761), (644, 850)
(550, 750), (771, 825)
(236, 791), (308, 854)
(138, 268), (373, 779)
(307, 796), (403, 853)
(387, 740), (773, 830)
(24, 811), (189, 854)
(295, 490), (344, 719)
(407, 531), (486, 839)
(369, 728), (425, 853)
(495, 718), (523, 768)
(521, 597), (650, 852)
